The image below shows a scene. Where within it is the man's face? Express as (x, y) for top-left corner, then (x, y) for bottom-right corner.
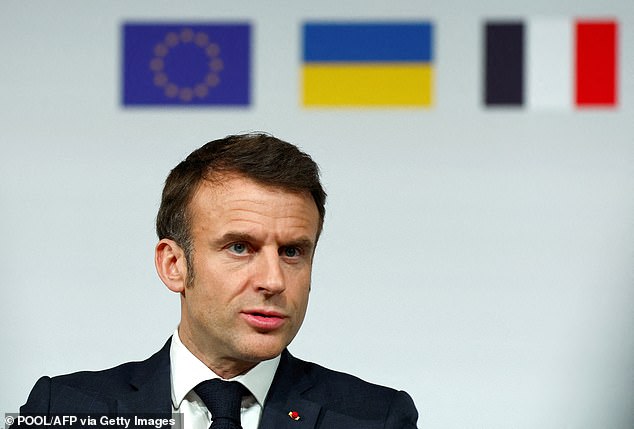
(178, 173), (319, 375)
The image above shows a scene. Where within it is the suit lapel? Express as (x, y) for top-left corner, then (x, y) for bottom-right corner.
(110, 341), (321, 426)
(115, 339), (173, 415)
(258, 350), (321, 429)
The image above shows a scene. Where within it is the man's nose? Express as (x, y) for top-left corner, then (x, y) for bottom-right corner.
(253, 249), (286, 295)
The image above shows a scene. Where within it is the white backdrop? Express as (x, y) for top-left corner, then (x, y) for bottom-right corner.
(2, 1), (633, 428)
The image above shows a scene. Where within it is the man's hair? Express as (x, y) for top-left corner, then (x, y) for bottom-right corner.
(156, 133), (327, 268)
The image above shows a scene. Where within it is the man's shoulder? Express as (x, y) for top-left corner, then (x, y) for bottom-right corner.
(43, 359), (150, 393)
(20, 340), (171, 413)
(273, 351), (419, 427)
(51, 339), (170, 390)
(282, 351), (412, 405)
(289, 353), (396, 394)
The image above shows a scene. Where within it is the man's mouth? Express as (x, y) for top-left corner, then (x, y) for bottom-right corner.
(241, 310), (287, 331)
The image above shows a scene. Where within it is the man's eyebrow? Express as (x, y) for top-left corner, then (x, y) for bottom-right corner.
(285, 237), (315, 252)
(213, 232), (258, 247)
(213, 232), (315, 251)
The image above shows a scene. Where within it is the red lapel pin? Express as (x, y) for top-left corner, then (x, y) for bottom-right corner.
(288, 411), (300, 421)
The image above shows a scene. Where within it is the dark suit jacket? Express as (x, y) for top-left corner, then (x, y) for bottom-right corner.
(18, 339), (419, 428)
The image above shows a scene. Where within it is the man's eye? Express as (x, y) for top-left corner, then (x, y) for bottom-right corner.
(282, 247), (301, 258)
(228, 243), (248, 254)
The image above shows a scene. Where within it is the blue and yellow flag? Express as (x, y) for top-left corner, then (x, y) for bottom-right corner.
(122, 23), (250, 106)
(302, 22), (434, 107)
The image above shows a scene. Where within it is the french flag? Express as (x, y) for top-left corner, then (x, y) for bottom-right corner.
(484, 18), (618, 109)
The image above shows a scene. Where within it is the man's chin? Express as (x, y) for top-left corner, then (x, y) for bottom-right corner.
(239, 337), (288, 362)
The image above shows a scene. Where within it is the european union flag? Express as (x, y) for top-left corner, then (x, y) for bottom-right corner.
(122, 23), (250, 106)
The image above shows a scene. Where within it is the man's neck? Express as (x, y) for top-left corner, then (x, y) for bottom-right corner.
(178, 328), (258, 379)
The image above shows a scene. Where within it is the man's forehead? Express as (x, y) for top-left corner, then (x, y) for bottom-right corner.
(196, 171), (311, 201)
(188, 174), (320, 246)
(189, 173), (314, 216)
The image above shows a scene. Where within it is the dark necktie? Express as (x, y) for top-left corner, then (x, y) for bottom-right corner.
(194, 379), (248, 429)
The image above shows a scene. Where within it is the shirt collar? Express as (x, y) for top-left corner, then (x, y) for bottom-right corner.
(170, 328), (280, 409)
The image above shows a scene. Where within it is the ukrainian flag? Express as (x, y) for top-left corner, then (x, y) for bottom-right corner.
(302, 22), (434, 107)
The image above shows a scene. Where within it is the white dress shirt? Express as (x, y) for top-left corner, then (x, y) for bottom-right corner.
(169, 329), (280, 429)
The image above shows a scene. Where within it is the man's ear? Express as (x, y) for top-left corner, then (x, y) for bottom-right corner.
(155, 239), (188, 293)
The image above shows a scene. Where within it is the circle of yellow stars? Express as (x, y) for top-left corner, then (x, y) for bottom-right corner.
(150, 28), (224, 102)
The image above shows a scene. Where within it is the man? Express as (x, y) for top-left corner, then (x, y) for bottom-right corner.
(16, 133), (419, 428)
